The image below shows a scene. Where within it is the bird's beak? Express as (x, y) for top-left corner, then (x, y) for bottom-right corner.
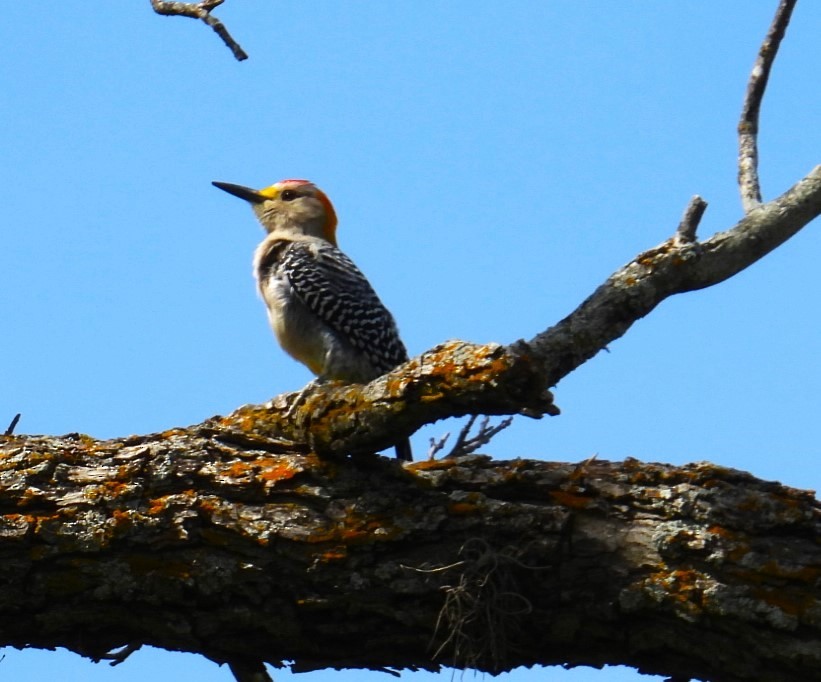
(212, 181), (267, 204)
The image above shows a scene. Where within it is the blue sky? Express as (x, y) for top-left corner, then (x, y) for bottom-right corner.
(2, 2), (820, 680)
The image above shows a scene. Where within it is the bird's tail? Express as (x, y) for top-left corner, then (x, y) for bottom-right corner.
(394, 437), (413, 462)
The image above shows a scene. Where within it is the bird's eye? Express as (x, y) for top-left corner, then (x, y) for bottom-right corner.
(281, 189), (297, 201)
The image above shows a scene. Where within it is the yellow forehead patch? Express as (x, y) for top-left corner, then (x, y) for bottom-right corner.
(257, 185), (281, 199)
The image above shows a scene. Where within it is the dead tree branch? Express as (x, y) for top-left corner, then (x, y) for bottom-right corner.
(4, 413), (20, 436)
(738, 0), (797, 211)
(528, 166), (821, 389)
(674, 195), (708, 245)
(150, 0), (248, 61)
(444, 416), (514, 459)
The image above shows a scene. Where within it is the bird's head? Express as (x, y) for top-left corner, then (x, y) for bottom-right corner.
(212, 178), (338, 246)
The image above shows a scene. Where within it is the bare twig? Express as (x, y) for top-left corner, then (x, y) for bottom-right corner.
(402, 560), (466, 574)
(446, 415), (478, 457)
(674, 195), (708, 244)
(445, 416), (514, 458)
(427, 432), (451, 460)
(531, 165), (821, 392)
(99, 643), (141, 667)
(150, 0), (249, 61)
(4, 414), (20, 436)
(227, 659), (273, 682)
(738, 0), (797, 212)
(570, 454), (598, 480)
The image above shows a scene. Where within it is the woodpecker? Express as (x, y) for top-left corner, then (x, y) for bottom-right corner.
(212, 178), (412, 461)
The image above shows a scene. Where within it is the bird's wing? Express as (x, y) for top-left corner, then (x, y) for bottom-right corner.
(280, 240), (408, 372)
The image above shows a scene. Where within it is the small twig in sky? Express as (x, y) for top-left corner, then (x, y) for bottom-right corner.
(738, 0), (797, 212)
(150, 0), (249, 61)
(446, 415), (479, 457)
(570, 454), (598, 481)
(427, 432), (451, 460)
(445, 416), (514, 458)
(4, 413), (20, 436)
(674, 195), (708, 244)
(99, 643), (141, 667)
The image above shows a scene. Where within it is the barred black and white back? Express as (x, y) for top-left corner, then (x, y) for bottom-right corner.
(254, 233), (408, 384)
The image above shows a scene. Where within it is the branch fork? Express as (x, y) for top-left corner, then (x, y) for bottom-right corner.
(150, 0), (248, 61)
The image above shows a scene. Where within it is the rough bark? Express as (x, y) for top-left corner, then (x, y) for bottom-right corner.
(0, 432), (818, 682)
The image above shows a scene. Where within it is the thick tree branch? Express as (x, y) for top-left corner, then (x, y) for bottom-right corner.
(738, 0), (797, 211)
(223, 166), (821, 457)
(530, 166), (821, 388)
(0, 435), (818, 681)
(211, 340), (559, 458)
(151, 0), (248, 61)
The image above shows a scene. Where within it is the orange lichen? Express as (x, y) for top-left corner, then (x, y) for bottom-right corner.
(320, 507), (406, 546)
(147, 495), (174, 515)
(384, 375), (410, 396)
(110, 508), (134, 531)
(314, 546), (348, 563)
(725, 544), (753, 564)
(196, 497), (220, 514)
(258, 460), (300, 482)
(24, 451), (55, 465)
(102, 480), (131, 496)
(224, 461), (253, 478)
(316, 403), (359, 428)
(549, 490), (594, 509)
(222, 407), (270, 433)
(707, 524), (733, 538)
(409, 459), (457, 472)
(302, 527), (338, 544)
(626, 469), (653, 485)
(419, 392), (445, 403)
(753, 560), (821, 584)
(115, 465), (135, 480)
(751, 586), (816, 617)
(340, 528), (368, 542)
(448, 502), (481, 515)
(31, 511), (70, 530)
(648, 568), (705, 611)
(17, 487), (46, 508)
(76, 434), (96, 448)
